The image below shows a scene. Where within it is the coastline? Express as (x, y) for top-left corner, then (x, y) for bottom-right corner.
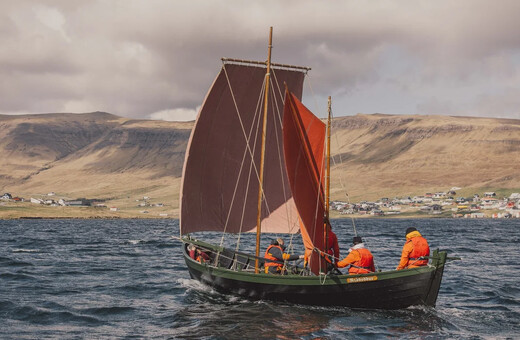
(1, 202), (515, 220)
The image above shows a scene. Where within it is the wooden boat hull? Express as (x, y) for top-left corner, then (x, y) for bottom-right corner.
(182, 239), (447, 309)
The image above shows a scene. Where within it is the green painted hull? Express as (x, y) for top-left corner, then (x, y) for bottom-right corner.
(182, 237), (447, 309)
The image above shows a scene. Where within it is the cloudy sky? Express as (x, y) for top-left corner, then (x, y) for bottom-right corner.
(1, 0), (520, 121)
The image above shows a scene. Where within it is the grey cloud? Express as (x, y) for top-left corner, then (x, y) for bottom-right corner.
(1, 0), (520, 119)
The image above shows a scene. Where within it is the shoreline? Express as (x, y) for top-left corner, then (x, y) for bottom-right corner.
(1, 202), (518, 220)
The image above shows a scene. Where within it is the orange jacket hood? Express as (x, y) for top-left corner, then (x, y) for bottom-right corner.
(406, 230), (422, 240)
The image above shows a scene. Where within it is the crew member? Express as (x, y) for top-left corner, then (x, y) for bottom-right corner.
(325, 223), (340, 264)
(336, 236), (375, 274)
(396, 227), (430, 270)
(188, 244), (210, 263)
(195, 248), (210, 263)
(264, 238), (304, 274)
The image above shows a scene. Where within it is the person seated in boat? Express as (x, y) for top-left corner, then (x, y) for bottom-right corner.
(325, 222), (340, 266)
(264, 238), (304, 274)
(336, 236), (375, 274)
(396, 227), (430, 270)
(187, 244), (210, 263)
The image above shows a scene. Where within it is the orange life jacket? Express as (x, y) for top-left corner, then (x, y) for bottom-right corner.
(196, 251), (210, 263)
(264, 245), (283, 268)
(348, 248), (375, 274)
(408, 236), (430, 267)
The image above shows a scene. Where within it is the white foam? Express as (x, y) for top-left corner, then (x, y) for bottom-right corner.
(176, 278), (215, 294)
(12, 248), (38, 253)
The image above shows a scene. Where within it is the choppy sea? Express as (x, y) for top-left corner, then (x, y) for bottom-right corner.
(1, 218), (519, 339)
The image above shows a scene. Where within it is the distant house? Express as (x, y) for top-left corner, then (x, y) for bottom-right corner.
(65, 200), (84, 206)
(30, 197), (43, 204)
(1, 193), (12, 200)
(509, 193), (520, 200)
(433, 192), (446, 199)
(466, 212), (485, 218)
(110, 207), (118, 211)
(13, 197), (24, 202)
(484, 192), (496, 197)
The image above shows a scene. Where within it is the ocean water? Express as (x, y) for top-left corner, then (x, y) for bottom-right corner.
(0, 218), (519, 339)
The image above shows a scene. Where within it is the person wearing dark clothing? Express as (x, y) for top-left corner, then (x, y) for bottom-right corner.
(188, 244), (210, 264)
(326, 224), (340, 264)
(264, 238), (304, 274)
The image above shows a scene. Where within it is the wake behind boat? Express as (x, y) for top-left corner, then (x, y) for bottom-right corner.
(179, 28), (452, 309)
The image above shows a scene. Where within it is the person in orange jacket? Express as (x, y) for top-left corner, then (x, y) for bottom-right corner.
(264, 238), (304, 274)
(396, 227), (430, 270)
(337, 236), (375, 274)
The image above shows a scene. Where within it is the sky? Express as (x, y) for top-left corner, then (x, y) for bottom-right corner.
(1, 0), (520, 121)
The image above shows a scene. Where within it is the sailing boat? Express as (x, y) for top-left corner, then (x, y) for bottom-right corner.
(179, 28), (449, 309)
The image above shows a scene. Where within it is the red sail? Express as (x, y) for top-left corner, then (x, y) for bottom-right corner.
(283, 90), (327, 275)
(180, 63), (306, 235)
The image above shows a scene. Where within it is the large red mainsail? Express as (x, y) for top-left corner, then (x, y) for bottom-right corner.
(180, 62), (306, 235)
(282, 90), (327, 275)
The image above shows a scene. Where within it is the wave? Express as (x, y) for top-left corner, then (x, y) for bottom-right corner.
(0, 272), (38, 281)
(4, 304), (104, 326)
(0, 256), (34, 267)
(11, 248), (39, 253)
(124, 239), (176, 248)
(82, 306), (135, 316)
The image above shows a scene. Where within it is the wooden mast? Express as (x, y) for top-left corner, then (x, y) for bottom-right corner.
(324, 96), (332, 258)
(255, 27), (273, 273)
(326, 96), (331, 219)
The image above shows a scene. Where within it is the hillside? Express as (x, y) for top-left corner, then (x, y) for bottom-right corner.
(0, 112), (192, 217)
(1, 112), (519, 218)
(329, 114), (520, 201)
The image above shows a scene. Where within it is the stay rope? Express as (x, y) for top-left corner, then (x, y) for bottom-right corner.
(304, 75), (381, 273)
(220, 64), (266, 251)
(219, 64), (300, 257)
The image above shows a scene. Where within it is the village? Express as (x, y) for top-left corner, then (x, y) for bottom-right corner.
(2, 189), (520, 219)
(330, 188), (520, 219)
(0, 192), (169, 218)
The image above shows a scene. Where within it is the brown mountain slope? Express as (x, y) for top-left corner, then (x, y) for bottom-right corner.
(330, 114), (520, 201)
(0, 112), (519, 217)
(0, 113), (191, 215)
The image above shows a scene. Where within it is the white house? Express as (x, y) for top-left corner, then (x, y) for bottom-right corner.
(509, 193), (520, 200)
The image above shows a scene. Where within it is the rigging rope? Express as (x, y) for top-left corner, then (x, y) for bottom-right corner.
(219, 64), (297, 257)
(220, 64), (266, 252)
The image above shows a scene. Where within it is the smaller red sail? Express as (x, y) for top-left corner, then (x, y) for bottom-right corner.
(282, 89), (327, 275)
